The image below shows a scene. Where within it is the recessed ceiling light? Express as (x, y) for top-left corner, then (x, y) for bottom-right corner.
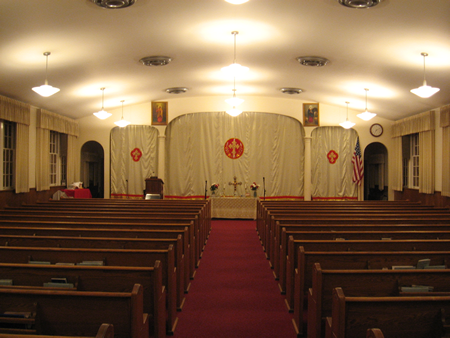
(139, 56), (172, 67)
(224, 0), (249, 4)
(296, 56), (330, 67)
(337, 0), (382, 9)
(90, 0), (136, 9)
(166, 87), (188, 94)
(280, 88), (303, 95)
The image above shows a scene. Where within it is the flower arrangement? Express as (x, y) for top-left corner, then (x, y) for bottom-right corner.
(210, 183), (219, 191)
(250, 182), (259, 191)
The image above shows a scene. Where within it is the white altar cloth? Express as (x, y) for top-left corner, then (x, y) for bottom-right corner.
(211, 197), (257, 219)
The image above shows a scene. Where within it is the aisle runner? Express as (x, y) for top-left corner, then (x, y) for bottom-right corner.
(174, 220), (295, 338)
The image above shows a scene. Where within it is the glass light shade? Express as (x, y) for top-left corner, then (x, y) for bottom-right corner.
(339, 120), (355, 129)
(225, 0), (249, 3)
(226, 107), (243, 117)
(114, 119), (131, 127)
(225, 96), (244, 106)
(93, 110), (112, 120)
(410, 84), (440, 98)
(357, 110), (376, 121)
(221, 63), (249, 77)
(32, 84), (60, 97)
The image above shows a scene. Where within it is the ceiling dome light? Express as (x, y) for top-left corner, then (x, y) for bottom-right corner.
(139, 56), (172, 67)
(296, 56), (329, 67)
(165, 87), (188, 94)
(32, 52), (60, 97)
(280, 88), (303, 95)
(410, 52), (440, 98)
(90, 0), (136, 8)
(338, 0), (382, 8)
(221, 31), (249, 77)
(340, 102), (355, 129)
(114, 100), (131, 127)
(226, 108), (243, 117)
(357, 88), (376, 121)
(225, 0), (249, 4)
(93, 87), (112, 120)
(225, 89), (244, 107)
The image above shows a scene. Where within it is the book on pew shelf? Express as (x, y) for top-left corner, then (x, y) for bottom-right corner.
(381, 237), (392, 240)
(28, 260), (51, 265)
(423, 265), (447, 269)
(0, 312), (32, 318)
(76, 260), (104, 266)
(43, 282), (75, 288)
(50, 277), (68, 284)
(416, 258), (431, 269)
(335, 238), (346, 241)
(400, 285), (434, 293)
(0, 279), (13, 286)
(392, 265), (416, 270)
(55, 262), (75, 266)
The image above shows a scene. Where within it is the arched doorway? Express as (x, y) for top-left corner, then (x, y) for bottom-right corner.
(364, 142), (388, 200)
(80, 141), (104, 198)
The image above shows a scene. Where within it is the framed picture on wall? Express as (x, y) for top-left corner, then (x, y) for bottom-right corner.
(151, 101), (168, 125)
(303, 103), (319, 126)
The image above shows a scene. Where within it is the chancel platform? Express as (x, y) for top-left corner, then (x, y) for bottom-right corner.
(211, 197), (257, 219)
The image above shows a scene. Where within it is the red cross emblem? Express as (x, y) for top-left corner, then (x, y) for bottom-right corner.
(224, 138), (244, 159)
(327, 150), (338, 164)
(131, 148), (143, 162)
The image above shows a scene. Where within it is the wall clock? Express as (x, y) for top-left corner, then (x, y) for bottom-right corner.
(370, 123), (383, 137)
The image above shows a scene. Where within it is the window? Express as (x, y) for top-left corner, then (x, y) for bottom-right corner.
(402, 133), (419, 189)
(49, 131), (67, 186)
(1, 120), (15, 190)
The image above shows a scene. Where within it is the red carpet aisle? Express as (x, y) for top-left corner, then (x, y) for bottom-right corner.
(173, 220), (296, 338)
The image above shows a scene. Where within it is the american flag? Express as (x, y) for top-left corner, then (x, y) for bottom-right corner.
(352, 137), (364, 185)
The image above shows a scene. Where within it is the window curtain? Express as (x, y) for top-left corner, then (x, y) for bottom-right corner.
(311, 127), (359, 200)
(441, 105), (450, 197)
(0, 95), (30, 193)
(165, 112), (305, 199)
(391, 136), (403, 191)
(392, 110), (435, 193)
(36, 109), (79, 191)
(110, 125), (158, 199)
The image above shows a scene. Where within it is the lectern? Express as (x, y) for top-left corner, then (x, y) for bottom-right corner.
(145, 177), (164, 199)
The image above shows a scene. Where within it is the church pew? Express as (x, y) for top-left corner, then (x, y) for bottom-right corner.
(0, 225), (191, 294)
(366, 328), (384, 338)
(292, 248), (450, 336)
(0, 245), (177, 334)
(307, 262), (450, 338)
(0, 323), (114, 338)
(325, 287), (450, 338)
(0, 234), (186, 311)
(284, 237), (450, 311)
(0, 284), (149, 338)
(0, 262), (165, 338)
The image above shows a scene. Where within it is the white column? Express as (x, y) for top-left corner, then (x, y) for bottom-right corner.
(157, 135), (166, 181)
(304, 137), (312, 201)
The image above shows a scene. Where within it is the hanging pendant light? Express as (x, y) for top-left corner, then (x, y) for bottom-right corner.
(32, 52), (60, 97)
(93, 87), (112, 119)
(410, 52), (440, 98)
(340, 101), (355, 129)
(114, 100), (131, 127)
(226, 77), (243, 117)
(225, 0), (249, 4)
(221, 31), (249, 77)
(357, 88), (376, 121)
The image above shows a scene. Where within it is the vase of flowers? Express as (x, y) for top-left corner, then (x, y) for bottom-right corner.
(210, 183), (219, 197)
(250, 182), (259, 198)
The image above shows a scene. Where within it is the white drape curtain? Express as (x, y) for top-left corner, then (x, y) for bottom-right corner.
(311, 127), (359, 200)
(441, 105), (450, 197)
(36, 109), (79, 191)
(110, 125), (158, 198)
(391, 136), (403, 191)
(165, 112), (305, 198)
(391, 110), (435, 193)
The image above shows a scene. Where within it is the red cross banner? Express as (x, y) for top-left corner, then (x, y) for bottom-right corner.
(224, 138), (244, 159)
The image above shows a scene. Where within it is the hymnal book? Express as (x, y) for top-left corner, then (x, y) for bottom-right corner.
(400, 285), (434, 293)
(55, 262), (75, 266)
(416, 259), (431, 269)
(392, 265), (416, 270)
(77, 260), (104, 266)
(0, 312), (32, 318)
(0, 279), (13, 285)
(43, 282), (74, 288)
(28, 260), (51, 265)
(424, 265), (447, 269)
(50, 277), (68, 284)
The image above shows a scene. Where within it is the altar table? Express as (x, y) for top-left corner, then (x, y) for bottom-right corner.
(64, 189), (92, 199)
(211, 197), (257, 219)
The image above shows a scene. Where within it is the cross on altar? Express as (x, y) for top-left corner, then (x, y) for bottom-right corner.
(228, 176), (242, 195)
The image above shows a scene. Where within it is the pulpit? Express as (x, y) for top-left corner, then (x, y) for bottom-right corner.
(145, 177), (164, 199)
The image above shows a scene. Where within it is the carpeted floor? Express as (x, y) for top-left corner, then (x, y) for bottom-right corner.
(172, 220), (296, 338)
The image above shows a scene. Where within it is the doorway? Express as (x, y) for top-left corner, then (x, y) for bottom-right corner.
(364, 142), (388, 200)
(80, 141), (104, 198)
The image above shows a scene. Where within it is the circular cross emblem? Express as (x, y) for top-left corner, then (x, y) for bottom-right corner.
(131, 148), (143, 162)
(224, 138), (244, 159)
(327, 150), (339, 164)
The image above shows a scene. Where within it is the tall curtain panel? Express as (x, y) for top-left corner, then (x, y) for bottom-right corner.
(110, 125), (158, 199)
(311, 127), (359, 200)
(441, 105), (450, 197)
(165, 112), (305, 199)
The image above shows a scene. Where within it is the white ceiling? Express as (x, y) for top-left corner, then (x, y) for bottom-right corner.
(1, 0), (449, 121)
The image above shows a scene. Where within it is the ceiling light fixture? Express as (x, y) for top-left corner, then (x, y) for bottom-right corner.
(90, 0), (136, 9)
(225, 0), (249, 4)
(114, 100), (131, 127)
(410, 52), (440, 98)
(93, 87), (112, 120)
(296, 56), (329, 67)
(226, 78), (243, 117)
(280, 88), (303, 95)
(32, 52), (60, 97)
(340, 101), (355, 129)
(139, 56), (172, 67)
(357, 88), (376, 121)
(221, 31), (249, 77)
(165, 87), (188, 94)
(338, 0), (382, 9)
